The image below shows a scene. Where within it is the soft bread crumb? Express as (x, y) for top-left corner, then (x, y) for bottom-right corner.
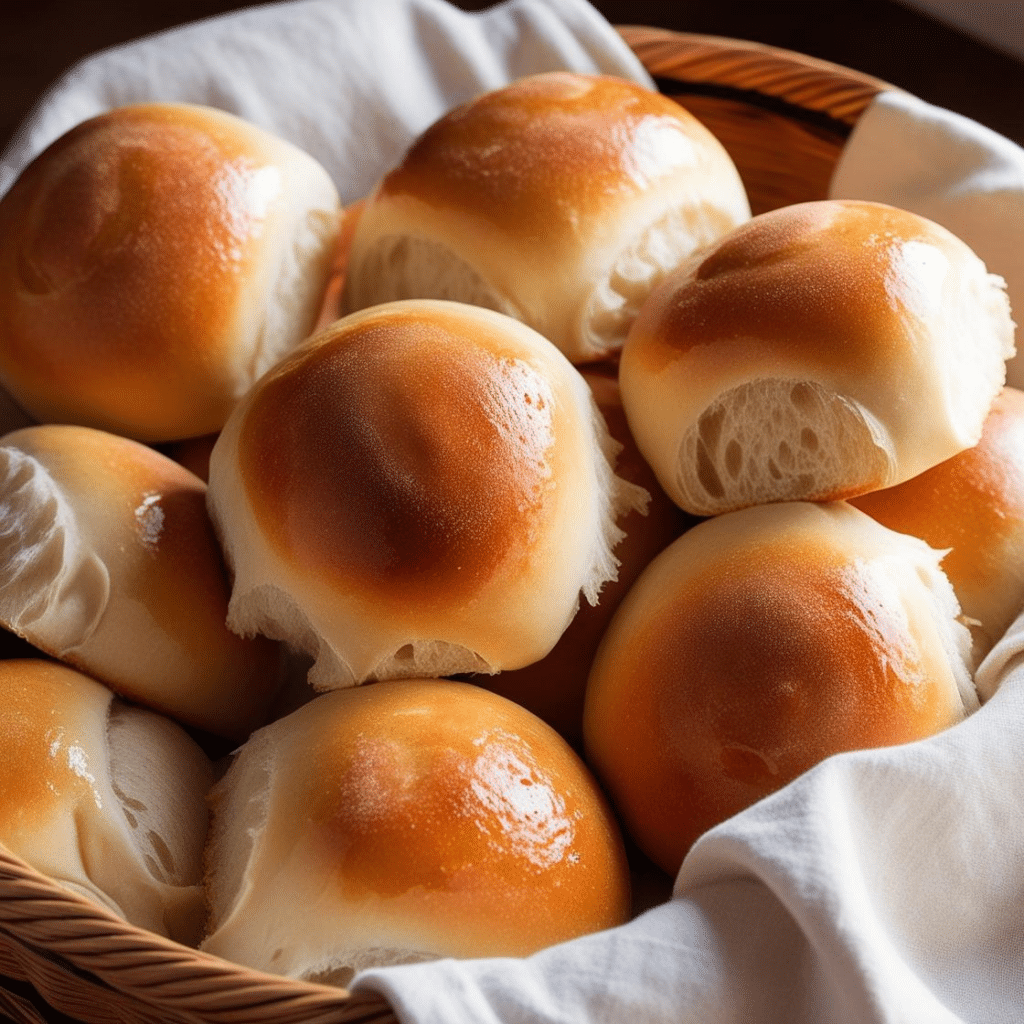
(236, 204), (345, 395)
(204, 731), (273, 932)
(677, 379), (895, 515)
(0, 444), (109, 648)
(583, 205), (736, 356)
(343, 233), (509, 316)
(107, 702), (213, 889)
(583, 390), (649, 607)
(306, 949), (436, 990)
(106, 701), (214, 944)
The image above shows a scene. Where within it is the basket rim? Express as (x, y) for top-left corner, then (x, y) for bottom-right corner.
(0, 843), (394, 1023)
(617, 24), (899, 129)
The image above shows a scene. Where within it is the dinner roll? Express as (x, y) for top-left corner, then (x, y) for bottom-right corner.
(476, 369), (693, 748)
(619, 200), (1015, 516)
(342, 72), (750, 362)
(0, 103), (341, 442)
(201, 679), (631, 982)
(852, 386), (1024, 673)
(0, 424), (284, 739)
(207, 299), (645, 691)
(583, 501), (976, 876)
(0, 659), (213, 945)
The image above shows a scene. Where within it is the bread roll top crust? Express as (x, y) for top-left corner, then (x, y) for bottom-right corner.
(239, 303), (572, 608)
(299, 682), (624, 909)
(378, 72), (727, 247)
(0, 659), (110, 836)
(0, 105), (273, 431)
(629, 200), (978, 374)
(611, 533), (962, 758)
(203, 679), (630, 974)
(211, 299), (640, 687)
(584, 501), (973, 873)
(0, 103), (340, 441)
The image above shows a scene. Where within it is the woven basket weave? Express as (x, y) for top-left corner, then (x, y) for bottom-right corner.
(0, 26), (896, 1024)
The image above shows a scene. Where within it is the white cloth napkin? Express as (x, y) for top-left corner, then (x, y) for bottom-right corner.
(4, 3), (1024, 1022)
(830, 89), (1024, 389)
(0, 0), (652, 203)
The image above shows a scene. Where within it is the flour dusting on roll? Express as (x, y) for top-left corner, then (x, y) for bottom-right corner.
(620, 199), (1015, 516)
(0, 103), (341, 442)
(343, 72), (750, 363)
(207, 299), (645, 690)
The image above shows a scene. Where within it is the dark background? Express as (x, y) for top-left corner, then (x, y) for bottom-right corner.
(0, 1), (1020, 1021)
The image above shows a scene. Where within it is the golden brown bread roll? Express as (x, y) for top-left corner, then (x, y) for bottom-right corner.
(0, 103), (341, 442)
(0, 424), (284, 739)
(619, 199), (1016, 516)
(852, 386), (1024, 673)
(583, 501), (976, 876)
(201, 679), (631, 982)
(475, 368), (694, 748)
(0, 659), (214, 945)
(342, 72), (750, 362)
(207, 299), (645, 691)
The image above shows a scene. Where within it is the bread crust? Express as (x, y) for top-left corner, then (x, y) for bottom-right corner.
(583, 501), (975, 875)
(620, 200), (1016, 515)
(202, 679), (630, 979)
(343, 73), (750, 362)
(0, 103), (341, 441)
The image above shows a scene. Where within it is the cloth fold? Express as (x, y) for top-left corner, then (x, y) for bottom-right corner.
(2, 2), (1024, 1021)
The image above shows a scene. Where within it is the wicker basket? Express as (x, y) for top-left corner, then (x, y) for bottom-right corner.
(0, 26), (898, 1024)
